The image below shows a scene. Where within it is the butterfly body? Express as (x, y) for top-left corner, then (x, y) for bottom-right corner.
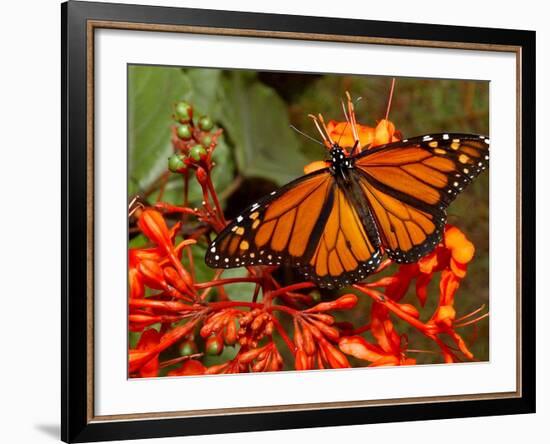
(206, 133), (489, 289)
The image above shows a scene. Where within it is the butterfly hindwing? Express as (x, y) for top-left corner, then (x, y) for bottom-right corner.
(353, 133), (489, 263)
(297, 182), (382, 289)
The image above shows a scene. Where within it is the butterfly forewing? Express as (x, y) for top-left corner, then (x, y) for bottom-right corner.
(353, 133), (489, 263)
(206, 169), (334, 269)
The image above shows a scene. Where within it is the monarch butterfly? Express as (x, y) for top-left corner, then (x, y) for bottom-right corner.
(205, 93), (489, 289)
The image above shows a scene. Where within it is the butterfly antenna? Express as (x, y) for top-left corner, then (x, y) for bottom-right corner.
(289, 125), (324, 146)
(385, 77), (396, 120)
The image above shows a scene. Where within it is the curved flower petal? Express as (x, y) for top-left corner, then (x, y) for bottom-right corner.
(339, 336), (384, 362)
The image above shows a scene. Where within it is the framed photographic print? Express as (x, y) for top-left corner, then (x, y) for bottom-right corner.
(61, 1), (536, 442)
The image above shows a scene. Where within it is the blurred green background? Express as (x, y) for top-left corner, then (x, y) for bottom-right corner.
(128, 65), (489, 367)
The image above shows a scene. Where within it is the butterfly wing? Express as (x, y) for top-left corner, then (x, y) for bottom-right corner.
(353, 133), (489, 263)
(299, 179), (382, 289)
(206, 169), (334, 269)
(206, 168), (382, 289)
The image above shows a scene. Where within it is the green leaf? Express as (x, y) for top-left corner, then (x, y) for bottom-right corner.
(218, 267), (257, 302)
(128, 66), (226, 200)
(129, 234), (148, 249)
(128, 66), (185, 195)
(184, 68), (223, 117)
(218, 72), (310, 185)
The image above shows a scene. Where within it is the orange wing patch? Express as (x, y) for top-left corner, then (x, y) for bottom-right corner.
(354, 134), (489, 263)
(302, 188), (381, 289)
(358, 178), (442, 263)
(206, 171), (333, 270)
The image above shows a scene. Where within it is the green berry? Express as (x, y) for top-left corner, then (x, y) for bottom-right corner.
(189, 144), (207, 161)
(198, 115), (214, 131)
(201, 135), (213, 147)
(168, 153), (186, 172)
(205, 335), (224, 356)
(179, 339), (198, 357)
(174, 101), (193, 123)
(177, 124), (192, 140)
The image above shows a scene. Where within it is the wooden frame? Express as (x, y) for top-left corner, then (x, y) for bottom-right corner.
(62, 1), (536, 442)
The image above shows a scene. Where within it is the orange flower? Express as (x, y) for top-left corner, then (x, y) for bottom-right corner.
(339, 335), (415, 367)
(326, 118), (400, 150)
(444, 225), (475, 278)
(302, 112), (401, 174)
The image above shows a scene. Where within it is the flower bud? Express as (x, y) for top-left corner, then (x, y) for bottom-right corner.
(168, 153), (186, 173)
(174, 101), (193, 123)
(176, 124), (192, 140)
(322, 341), (350, 368)
(179, 339), (198, 357)
(129, 268), (144, 299)
(201, 134), (213, 147)
(198, 115), (214, 131)
(295, 349), (310, 370)
(305, 293), (358, 313)
(206, 334), (224, 355)
(138, 259), (167, 290)
(164, 266), (193, 293)
(138, 208), (172, 249)
(301, 323), (316, 356)
(238, 347), (264, 364)
(189, 144), (207, 161)
(224, 318), (238, 345)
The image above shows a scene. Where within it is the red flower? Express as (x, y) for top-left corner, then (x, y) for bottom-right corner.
(131, 328), (161, 378)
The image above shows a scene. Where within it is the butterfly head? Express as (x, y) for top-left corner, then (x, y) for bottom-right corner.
(329, 144), (353, 176)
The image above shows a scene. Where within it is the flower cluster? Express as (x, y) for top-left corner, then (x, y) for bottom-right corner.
(128, 99), (488, 377)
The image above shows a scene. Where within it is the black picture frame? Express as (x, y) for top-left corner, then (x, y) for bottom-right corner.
(61, 1), (536, 442)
